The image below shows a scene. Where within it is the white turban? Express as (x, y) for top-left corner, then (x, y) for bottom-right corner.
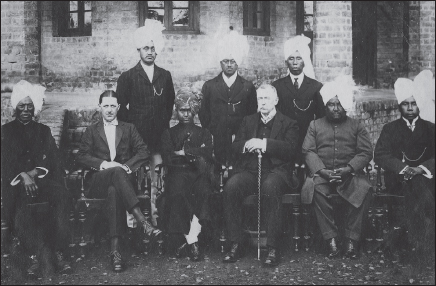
(283, 34), (315, 79)
(395, 70), (435, 123)
(320, 75), (357, 112)
(11, 80), (46, 115)
(216, 29), (249, 66)
(134, 19), (165, 54)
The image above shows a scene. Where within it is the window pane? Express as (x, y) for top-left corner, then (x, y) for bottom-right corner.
(304, 16), (313, 31)
(69, 13), (78, 28)
(84, 11), (92, 28)
(304, 1), (313, 15)
(147, 8), (164, 24)
(69, 1), (78, 12)
(172, 1), (189, 8)
(172, 8), (189, 26)
(84, 0), (91, 11)
(148, 1), (164, 8)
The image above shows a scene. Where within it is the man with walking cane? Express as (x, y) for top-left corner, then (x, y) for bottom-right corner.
(222, 84), (299, 266)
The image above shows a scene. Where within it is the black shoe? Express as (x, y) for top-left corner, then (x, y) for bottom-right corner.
(27, 255), (40, 279)
(109, 251), (124, 272)
(264, 247), (279, 267)
(175, 242), (187, 258)
(190, 242), (201, 262)
(328, 237), (340, 258)
(55, 251), (73, 274)
(344, 239), (358, 260)
(140, 220), (162, 241)
(222, 242), (242, 263)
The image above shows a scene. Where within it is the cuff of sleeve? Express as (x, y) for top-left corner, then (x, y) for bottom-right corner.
(35, 167), (49, 178)
(100, 161), (106, 170)
(10, 173), (22, 186)
(123, 164), (132, 174)
(243, 142), (247, 153)
(262, 139), (267, 153)
(399, 165), (409, 174)
(418, 165), (433, 179)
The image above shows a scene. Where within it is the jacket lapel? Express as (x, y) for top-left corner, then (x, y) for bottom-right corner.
(229, 75), (245, 102)
(152, 65), (162, 84)
(250, 113), (260, 139)
(283, 75), (297, 97)
(135, 62), (151, 83)
(297, 75), (310, 96)
(115, 122), (123, 149)
(214, 74), (230, 102)
(97, 121), (109, 148)
(269, 111), (283, 139)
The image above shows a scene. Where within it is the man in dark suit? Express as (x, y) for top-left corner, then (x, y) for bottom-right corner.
(222, 84), (299, 266)
(116, 19), (175, 200)
(77, 90), (162, 272)
(272, 35), (324, 165)
(199, 29), (257, 165)
(1, 80), (72, 277)
(302, 77), (372, 259)
(374, 71), (435, 264)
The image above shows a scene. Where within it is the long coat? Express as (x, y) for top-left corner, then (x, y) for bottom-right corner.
(232, 111), (299, 188)
(272, 75), (324, 162)
(116, 62), (175, 152)
(199, 73), (257, 165)
(302, 117), (373, 207)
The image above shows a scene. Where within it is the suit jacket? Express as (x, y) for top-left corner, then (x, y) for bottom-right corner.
(1, 119), (64, 185)
(199, 73), (257, 164)
(232, 111), (299, 188)
(302, 117), (373, 207)
(272, 75), (324, 161)
(116, 62), (175, 152)
(374, 117), (435, 190)
(76, 120), (150, 173)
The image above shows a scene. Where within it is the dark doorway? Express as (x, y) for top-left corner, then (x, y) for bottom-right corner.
(352, 1), (377, 87)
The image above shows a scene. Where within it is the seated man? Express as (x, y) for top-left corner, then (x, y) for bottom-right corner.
(76, 90), (162, 272)
(302, 76), (372, 259)
(374, 70), (435, 264)
(159, 87), (215, 261)
(1, 80), (72, 277)
(222, 84), (299, 266)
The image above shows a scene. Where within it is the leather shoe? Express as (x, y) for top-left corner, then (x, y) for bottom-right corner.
(109, 250), (124, 272)
(190, 242), (201, 262)
(27, 255), (40, 279)
(222, 243), (242, 263)
(344, 239), (358, 259)
(140, 220), (162, 241)
(327, 237), (340, 258)
(175, 243), (187, 258)
(55, 251), (73, 274)
(264, 247), (279, 267)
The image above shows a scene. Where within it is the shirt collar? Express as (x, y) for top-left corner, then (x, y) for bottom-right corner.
(222, 72), (238, 87)
(103, 118), (118, 126)
(16, 119), (32, 125)
(261, 108), (277, 124)
(289, 72), (305, 83)
(402, 116), (419, 127)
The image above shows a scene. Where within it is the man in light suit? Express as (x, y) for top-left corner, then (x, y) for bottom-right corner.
(222, 84), (299, 266)
(77, 90), (162, 272)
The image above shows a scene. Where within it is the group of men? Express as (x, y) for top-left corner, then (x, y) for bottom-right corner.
(2, 19), (434, 277)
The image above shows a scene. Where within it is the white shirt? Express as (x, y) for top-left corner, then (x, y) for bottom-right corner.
(402, 116), (419, 132)
(103, 118), (118, 162)
(222, 72), (238, 88)
(289, 72), (305, 89)
(140, 61), (155, 82)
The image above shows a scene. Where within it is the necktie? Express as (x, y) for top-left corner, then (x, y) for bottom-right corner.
(409, 124), (414, 131)
(294, 78), (299, 90)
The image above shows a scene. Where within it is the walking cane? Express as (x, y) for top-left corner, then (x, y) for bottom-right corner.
(256, 149), (262, 260)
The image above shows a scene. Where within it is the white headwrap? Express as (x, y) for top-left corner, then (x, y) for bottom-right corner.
(134, 19), (165, 54)
(283, 34), (315, 79)
(395, 70), (435, 123)
(216, 29), (249, 66)
(11, 80), (46, 115)
(320, 75), (358, 112)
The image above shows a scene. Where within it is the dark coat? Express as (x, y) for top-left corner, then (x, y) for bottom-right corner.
(374, 117), (435, 189)
(199, 73), (257, 165)
(232, 111), (299, 188)
(302, 117), (373, 207)
(116, 62), (175, 152)
(272, 75), (324, 162)
(76, 120), (150, 173)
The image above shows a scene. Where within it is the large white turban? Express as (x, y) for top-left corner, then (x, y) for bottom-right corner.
(216, 29), (249, 66)
(283, 34), (315, 79)
(11, 80), (46, 115)
(320, 75), (358, 112)
(134, 19), (165, 54)
(395, 70), (435, 123)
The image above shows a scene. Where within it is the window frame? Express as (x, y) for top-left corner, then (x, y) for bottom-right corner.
(139, 1), (200, 34)
(296, 1), (314, 61)
(54, 1), (92, 37)
(243, 1), (271, 36)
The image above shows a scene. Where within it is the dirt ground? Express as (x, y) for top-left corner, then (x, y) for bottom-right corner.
(2, 236), (435, 285)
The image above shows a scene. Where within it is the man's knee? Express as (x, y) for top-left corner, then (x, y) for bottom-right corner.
(262, 177), (284, 198)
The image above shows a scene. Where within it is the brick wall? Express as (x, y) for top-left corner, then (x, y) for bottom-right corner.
(420, 1), (435, 73)
(408, 1), (421, 78)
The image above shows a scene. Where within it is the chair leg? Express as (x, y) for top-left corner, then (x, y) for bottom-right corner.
(302, 205), (310, 251)
(78, 202), (87, 259)
(68, 205), (76, 260)
(292, 204), (301, 252)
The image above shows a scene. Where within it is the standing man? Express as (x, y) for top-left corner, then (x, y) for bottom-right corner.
(302, 76), (372, 259)
(222, 84), (299, 266)
(116, 19), (175, 197)
(1, 80), (72, 277)
(272, 35), (325, 165)
(199, 28), (257, 166)
(374, 70), (435, 265)
(77, 91), (162, 272)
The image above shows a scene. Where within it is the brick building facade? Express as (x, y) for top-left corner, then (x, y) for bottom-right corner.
(2, 1), (435, 93)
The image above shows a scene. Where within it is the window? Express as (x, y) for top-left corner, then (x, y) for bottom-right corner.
(296, 1), (313, 60)
(54, 1), (92, 37)
(139, 1), (200, 34)
(243, 2), (270, 36)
